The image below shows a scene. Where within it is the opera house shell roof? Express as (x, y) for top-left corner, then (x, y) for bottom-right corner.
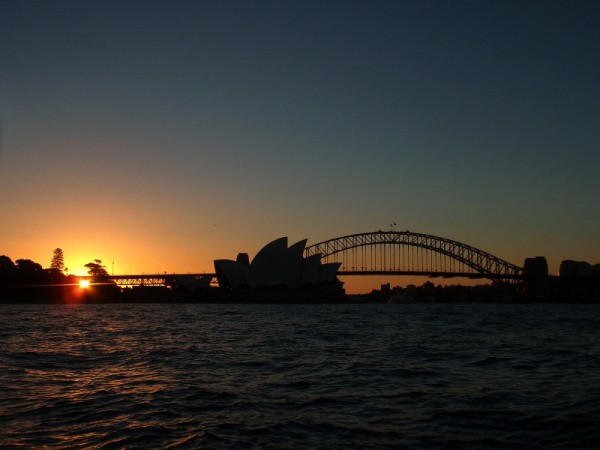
(214, 237), (341, 289)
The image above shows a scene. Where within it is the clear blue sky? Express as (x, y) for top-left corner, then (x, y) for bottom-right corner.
(1, 0), (599, 291)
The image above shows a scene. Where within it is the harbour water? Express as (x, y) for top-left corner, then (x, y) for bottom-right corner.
(1, 303), (599, 449)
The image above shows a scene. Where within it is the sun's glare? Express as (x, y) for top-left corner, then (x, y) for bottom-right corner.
(79, 280), (90, 288)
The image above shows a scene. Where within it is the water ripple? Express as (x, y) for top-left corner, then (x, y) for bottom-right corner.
(1, 303), (599, 448)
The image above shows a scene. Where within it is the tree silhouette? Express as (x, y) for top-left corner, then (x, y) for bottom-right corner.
(0, 255), (16, 285)
(0, 255), (15, 272)
(15, 259), (45, 284)
(16, 259), (43, 273)
(85, 259), (110, 281)
(50, 248), (65, 273)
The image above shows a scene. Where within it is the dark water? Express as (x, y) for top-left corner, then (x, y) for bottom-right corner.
(1, 303), (599, 449)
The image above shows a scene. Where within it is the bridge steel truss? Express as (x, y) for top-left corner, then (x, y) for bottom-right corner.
(304, 231), (524, 282)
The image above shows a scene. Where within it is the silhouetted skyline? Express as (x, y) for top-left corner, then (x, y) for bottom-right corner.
(1, 1), (599, 293)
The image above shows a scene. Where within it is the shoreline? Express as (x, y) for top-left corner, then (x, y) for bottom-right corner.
(2, 280), (599, 304)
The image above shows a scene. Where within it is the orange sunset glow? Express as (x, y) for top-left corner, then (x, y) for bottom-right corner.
(1, 0), (598, 296)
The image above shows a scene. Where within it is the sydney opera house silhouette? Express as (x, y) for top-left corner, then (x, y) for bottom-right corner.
(214, 237), (342, 291)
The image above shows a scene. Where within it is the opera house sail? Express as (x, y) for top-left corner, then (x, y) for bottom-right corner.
(214, 237), (344, 301)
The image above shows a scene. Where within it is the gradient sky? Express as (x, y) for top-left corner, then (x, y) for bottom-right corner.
(1, 0), (599, 293)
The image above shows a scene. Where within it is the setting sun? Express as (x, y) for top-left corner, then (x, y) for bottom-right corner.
(79, 280), (90, 288)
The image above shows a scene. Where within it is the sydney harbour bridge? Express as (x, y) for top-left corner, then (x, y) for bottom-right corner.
(305, 231), (523, 280)
(100, 231), (524, 287)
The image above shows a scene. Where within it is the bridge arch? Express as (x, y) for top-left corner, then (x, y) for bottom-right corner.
(304, 231), (523, 282)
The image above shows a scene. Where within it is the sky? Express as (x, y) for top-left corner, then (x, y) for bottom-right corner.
(1, 0), (599, 293)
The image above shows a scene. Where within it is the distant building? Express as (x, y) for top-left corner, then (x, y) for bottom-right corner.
(523, 256), (549, 299)
(560, 260), (593, 278)
(214, 237), (341, 289)
(556, 260), (600, 302)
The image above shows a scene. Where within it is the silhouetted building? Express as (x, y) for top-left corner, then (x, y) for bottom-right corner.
(523, 256), (549, 299)
(214, 237), (341, 290)
(552, 259), (600, 303)
(560, 260), (593, 278)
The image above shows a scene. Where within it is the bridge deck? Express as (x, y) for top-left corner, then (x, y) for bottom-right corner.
(81, 270), (523, 288)
(81, 274), (217, 287)
(339, 270), (524, 279)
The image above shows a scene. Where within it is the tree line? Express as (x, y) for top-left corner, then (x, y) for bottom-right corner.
(0, 248), (111, 285)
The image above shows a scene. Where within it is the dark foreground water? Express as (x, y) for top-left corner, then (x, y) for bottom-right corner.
(1, 303), (599, 449)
